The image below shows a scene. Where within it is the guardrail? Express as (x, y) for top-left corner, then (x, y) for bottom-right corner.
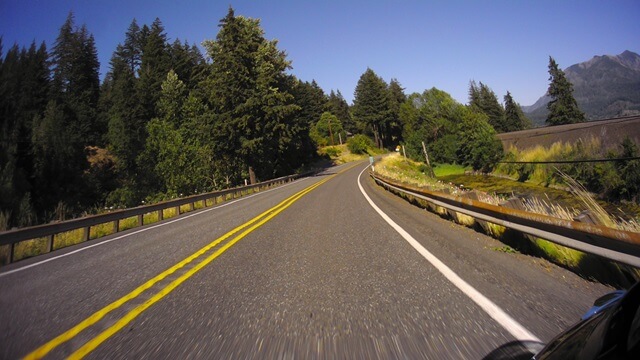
(370, 172), (640, 268)
(0, 171), (317, 265)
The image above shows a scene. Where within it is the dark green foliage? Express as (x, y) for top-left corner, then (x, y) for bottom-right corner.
(400, 88), (463, 163)
(468, 81), (507, 132)
(503, 91), (531, 132)
(137, 19), (171, 123)
(457, 110), (504, 172)
(202, 8), (309, 183)
(50, 13), (101, 145)
(347, 134), (374, 154)
(311, 112), (345, 147)
(292, 80), (327, 127)
(386, 78), (406, 146)
(326, 90), (354, 133)
(546, 57), (586, 125)
(352, 68), (390, 148)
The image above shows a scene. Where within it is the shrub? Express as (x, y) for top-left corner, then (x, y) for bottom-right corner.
(324, 146), (342, 158)
(347, 134), (374, 155)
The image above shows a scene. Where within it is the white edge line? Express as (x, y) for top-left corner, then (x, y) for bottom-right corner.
(357, 166), (541, 343)
(0, 177), (311, 278)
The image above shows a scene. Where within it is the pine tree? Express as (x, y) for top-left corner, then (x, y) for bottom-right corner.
(50, 13), (100, 145)
(352, 68), (389, 148)
(387, 78), (406, 145)
(292, 80), (327, 127)
(202, 8), (303, 183)
(468, 81), (507, 132)
(137, 18), (170, 122)
(503, 91), (531, 132)
(546, 56), (586, 125)
(326, 90), (353, 134)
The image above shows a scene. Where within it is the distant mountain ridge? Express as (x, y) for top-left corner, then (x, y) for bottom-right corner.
(523, 50), (640, 126)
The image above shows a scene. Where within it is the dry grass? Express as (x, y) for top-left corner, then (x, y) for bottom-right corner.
(1, 184), (271, 265)
(377, 154), (639, 286)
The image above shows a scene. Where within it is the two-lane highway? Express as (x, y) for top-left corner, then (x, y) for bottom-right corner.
(0, 161), (609, 359)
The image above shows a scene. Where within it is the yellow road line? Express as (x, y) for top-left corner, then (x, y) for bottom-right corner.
(24, 163), (361, 359)
(69, 177), (329, 359)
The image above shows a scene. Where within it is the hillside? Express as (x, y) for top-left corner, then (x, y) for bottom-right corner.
(524, 50), (640, 126)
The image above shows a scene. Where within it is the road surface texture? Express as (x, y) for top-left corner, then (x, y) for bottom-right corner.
(0, 162), (610, 359)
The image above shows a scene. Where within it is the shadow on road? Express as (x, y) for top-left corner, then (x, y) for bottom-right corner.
(482, 340), (544, 360)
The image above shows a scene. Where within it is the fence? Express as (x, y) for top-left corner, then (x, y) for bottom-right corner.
(0, 171), (315, 265)
(370, 173), (640, 268)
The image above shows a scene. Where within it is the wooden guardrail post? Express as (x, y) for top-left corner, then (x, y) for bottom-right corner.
(158, 209), (164, 221)
(46, 234), (54, 253)
(83, 227), (90, 242)
(9, 243), (14, 264)
(138, 214), (144, 227)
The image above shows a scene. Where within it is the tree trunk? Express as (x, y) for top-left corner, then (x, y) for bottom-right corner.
(248, 166), (257, 185)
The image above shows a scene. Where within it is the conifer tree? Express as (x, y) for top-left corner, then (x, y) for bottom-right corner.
(50, 13), (100, 144)
(202, 8), (302, 183)
(326, 90), (353, 134)
(468, 81), (507, 132)
(352, 68), (389, 148)
(138, 18), (170, 122)
(503, 91), (531, 132)
(546, 56), (586, 125)
(387, 78), (406, 145)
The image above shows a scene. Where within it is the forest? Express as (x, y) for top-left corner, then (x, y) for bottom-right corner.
(0, 8), (540, 229)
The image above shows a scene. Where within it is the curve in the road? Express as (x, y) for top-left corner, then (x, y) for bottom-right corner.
(357, 166), (541, 344)
(24, 165), (357, 360)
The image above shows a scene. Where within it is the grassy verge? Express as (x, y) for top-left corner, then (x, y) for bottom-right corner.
(375, 155), (639, 287)
(317, 143), (385, 165)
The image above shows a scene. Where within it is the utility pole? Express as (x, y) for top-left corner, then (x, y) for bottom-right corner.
(422, 141), (436, 177)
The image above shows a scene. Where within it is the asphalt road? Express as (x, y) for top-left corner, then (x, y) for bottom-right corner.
(0, 161), (611, 359)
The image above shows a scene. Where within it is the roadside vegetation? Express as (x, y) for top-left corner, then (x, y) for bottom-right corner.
(374, 153), (640, 287)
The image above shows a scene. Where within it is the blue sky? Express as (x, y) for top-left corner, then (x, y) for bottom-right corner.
(1, 0), (638, 106)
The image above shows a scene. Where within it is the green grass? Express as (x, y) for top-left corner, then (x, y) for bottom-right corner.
(434, 163), (468, 177)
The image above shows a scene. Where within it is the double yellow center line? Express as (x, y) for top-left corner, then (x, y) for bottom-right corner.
(25, 165), (354, 359)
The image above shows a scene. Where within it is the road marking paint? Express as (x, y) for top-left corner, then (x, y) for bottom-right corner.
(0, 178), (308, 278)
(68, 177), (330, 359)
(357, 166), (541, 343)
(24, 162), (364, 359)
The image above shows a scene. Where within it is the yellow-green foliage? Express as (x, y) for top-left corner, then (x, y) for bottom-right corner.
(375, 153), (445, 189)
(54, 228), (86, 249)
(433, 164), (468, 177)
(13, 237), (48, 261)
(319, 144), (369, 164)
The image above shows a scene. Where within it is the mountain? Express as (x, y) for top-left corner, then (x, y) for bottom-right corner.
(524, 50), (640, 126)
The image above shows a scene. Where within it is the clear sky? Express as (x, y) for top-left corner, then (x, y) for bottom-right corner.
(1, 0), (638, 106)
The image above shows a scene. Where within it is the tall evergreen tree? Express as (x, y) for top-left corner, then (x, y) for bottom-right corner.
(387, 78), (406, 145)
(352, 68), (389, 148)
(503, 91), (531, 132)
(137, 18), (170, 122)
(546, 56), (586, 125)
(326, 90), (353, 134)
(468, 81), (507, 132)
(202, 8), (303, 183)
(50, 13), (101, 145)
